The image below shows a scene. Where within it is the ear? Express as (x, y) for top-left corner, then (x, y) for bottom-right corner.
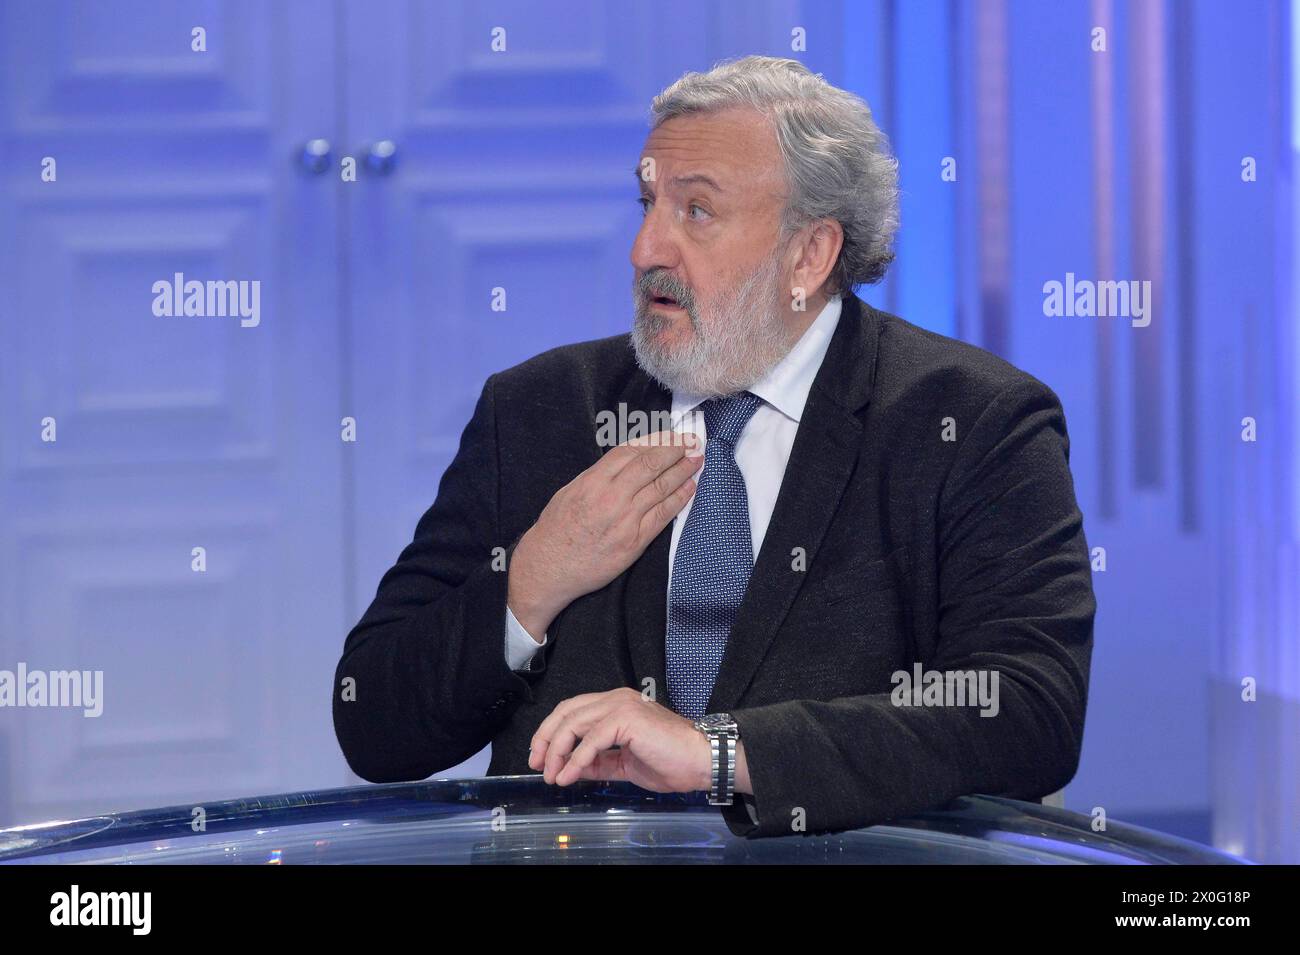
(786, 218), (844, 303)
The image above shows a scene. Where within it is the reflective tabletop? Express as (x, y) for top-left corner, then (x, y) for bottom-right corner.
(0, 776), (1247, 865)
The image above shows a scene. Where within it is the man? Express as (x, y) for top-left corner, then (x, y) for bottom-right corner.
(333, 55), (1095, 838)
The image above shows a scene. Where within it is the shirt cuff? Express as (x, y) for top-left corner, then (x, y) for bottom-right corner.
(504, 604), (547, 672)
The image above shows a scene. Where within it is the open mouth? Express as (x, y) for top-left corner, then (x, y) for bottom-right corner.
(650, 294), (684, 310)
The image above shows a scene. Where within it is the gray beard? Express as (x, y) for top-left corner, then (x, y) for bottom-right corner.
(631, 245), (798, 398)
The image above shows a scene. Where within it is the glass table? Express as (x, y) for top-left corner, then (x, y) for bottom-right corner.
(0, 776), (1247, 865)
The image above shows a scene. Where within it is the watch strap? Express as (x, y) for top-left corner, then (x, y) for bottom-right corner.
(695, 713), (738, 806)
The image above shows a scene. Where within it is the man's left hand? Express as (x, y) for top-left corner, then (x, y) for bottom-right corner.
(528, 688), (711, 793)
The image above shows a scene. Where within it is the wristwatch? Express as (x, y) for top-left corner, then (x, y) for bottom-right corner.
(694, 712), (739, 806)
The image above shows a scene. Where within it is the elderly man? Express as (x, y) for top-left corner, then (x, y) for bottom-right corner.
(333, 55), (1095, 837)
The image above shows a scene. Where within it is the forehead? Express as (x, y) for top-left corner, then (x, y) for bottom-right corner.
(638, 107), (784, 192)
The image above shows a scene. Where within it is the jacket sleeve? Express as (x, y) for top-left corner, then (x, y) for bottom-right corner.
(722, 377), (1096, 837)
(332, 373), (544, 782)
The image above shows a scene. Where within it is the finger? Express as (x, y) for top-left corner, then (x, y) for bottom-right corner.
(572, 744), (629, 783)
(609, 431), (699, 490)
(530, 692), (604, 769)
(639, 473), (699, 539)
(588, 429), (686, 479)
(584, 428), (685, 482)
(628, 445), (704, 518)
(555, 716), (624, 785)
(626, 428), (696, 450)
(542, 699), (615, 783)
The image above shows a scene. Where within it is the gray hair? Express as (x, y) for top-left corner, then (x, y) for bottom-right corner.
(649, 55), (900, 294)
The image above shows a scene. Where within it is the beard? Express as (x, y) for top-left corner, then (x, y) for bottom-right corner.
(630, 239), (800, 399)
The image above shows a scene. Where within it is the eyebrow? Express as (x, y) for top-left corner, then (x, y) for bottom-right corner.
(632, 164), (725, 194)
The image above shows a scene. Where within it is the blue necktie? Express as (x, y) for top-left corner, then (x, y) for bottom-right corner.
(666, 391), (763, 719)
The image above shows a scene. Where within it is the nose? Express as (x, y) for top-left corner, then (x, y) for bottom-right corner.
(630, 201), (680, 277)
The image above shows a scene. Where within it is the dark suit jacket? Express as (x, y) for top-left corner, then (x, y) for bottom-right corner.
(332, 293), (1095, 838)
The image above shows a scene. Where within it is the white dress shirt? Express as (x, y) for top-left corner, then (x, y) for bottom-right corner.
(503, 294), (843, 670)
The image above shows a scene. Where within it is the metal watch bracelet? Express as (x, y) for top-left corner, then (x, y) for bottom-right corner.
(694, 713), (738, 806)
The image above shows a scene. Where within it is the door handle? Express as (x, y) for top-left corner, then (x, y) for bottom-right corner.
(363, 140), (398, 177)
(297, 138), (333, 176)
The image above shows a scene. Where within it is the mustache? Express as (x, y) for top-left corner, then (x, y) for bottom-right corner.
(634, 270), (695, 313)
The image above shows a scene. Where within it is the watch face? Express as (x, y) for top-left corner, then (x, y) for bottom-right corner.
(698, 713), (735, 731)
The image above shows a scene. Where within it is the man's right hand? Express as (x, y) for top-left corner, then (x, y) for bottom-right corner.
(507, 430), (704, 642)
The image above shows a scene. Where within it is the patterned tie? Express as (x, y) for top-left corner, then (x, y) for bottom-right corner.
(666, 391), (763, 719)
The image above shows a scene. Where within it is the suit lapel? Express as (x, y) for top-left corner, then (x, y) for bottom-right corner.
(707, 295), (880, 712)
(619, 367), (673, 697)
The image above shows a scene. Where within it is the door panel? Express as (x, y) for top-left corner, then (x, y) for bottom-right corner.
(0, 0), (347, 824)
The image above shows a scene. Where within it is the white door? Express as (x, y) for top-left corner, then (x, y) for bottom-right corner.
(0, 0), (348, 824)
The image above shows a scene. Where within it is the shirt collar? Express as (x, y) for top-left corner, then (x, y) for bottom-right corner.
(670, 294), (843, 427)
